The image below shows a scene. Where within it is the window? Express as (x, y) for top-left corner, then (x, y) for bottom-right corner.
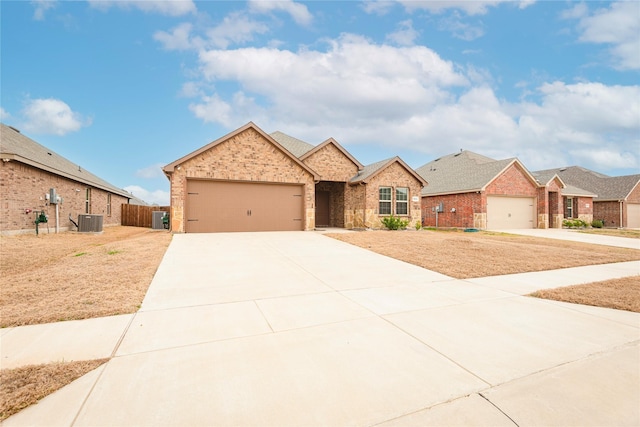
(85, 188), (92, 214)
(396, 187), (408, 215)
(379, 187), (392, 215)
(566, 197), (573, 218)
(107, 194), (112, 216)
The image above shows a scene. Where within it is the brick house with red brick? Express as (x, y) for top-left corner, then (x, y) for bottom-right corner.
(163, 122), (425, 233)
(534, 166), (640, 228)
(0, 123), (132, 235)
(416, 150), (583, 230)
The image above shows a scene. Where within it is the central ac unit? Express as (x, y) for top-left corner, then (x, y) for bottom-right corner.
(78, 214), (104, 233)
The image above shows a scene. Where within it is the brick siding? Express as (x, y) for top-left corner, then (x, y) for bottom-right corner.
(302, 142), (359, 182)
(0, 161), (127, 234)
(168, 127), (316, 232)
(422, 192), (483, 228)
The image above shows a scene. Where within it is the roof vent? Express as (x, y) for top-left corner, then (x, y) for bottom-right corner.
(559, 167), (567, 172)
(434, 157), (441, 162)
(8, 126), (20, 133)
(454, 152), (461, 157)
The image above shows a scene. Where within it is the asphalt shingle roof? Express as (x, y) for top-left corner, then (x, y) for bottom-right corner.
(533, 166), (640, 201)
(349, 158), (394, 184)
(269, 131), (315, 158)
(0, 123), (131, 198)
(415, 150), (516, 196)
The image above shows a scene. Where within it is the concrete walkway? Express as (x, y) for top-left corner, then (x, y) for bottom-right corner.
(2, 231), (639, 426)
(495, 227), (640, 250)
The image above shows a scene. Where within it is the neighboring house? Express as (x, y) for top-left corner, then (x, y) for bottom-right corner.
(534, 166), (640, 228)
(163, 122), (425, 233)
(415, 150), (570, 230)
(0, 123), (132, 234)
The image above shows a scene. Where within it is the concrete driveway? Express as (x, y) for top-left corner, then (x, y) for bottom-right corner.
(4, 231), (640, 426)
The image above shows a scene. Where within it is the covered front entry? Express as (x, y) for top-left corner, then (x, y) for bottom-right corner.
(487, 196), (535, 229)
(314, 181), (345, 228)
(186, 180), (304, 233)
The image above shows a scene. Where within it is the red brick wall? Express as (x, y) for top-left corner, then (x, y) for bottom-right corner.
(485, 164), (538, 197)
(168, 127), (316, 232)
(0, 161), (128, 234)
(594, 201), (621, 227)
(421, 192), (483, 228)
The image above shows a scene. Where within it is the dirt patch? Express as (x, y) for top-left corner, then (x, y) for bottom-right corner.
(0, 359), (108, 421)
(0, 226), (172, 327)
(530, 276), (640, 313)
(327, 229), (640, 279)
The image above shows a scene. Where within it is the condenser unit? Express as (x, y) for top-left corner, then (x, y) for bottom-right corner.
(78, 214), (103, 233)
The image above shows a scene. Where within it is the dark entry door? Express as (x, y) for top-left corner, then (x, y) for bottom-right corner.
(315, 191), (330, 227)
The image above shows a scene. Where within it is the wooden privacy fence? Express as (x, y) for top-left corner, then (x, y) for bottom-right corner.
(121, 205), (170, 228)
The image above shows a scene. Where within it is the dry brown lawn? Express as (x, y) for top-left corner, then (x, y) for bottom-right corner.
(327, 229), (640, 279)
(530, 275), (640, 313)
(0, 226), (172, 327)
(0, 359), (108, 421)
(579, 228), (640, 239)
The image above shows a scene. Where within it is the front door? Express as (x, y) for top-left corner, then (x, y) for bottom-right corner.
(315, 191), (330, 227)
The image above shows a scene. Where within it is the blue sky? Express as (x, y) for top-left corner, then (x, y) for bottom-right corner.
(2, 0), (638, 206)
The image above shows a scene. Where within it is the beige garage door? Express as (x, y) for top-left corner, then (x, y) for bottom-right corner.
(627, 203), (640, 228)
(186, 180), (304, 233)
(487, 196), (535, 229)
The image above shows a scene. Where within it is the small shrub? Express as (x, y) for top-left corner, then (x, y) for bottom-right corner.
(563, 219), (588, 228)
(591, 219), (604, 228)
(415, 221), (422, 231)
(381, 215), (409, 230)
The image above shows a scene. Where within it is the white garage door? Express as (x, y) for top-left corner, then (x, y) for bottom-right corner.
(627, 203), (640, 229)
(487, 196), (535, 229)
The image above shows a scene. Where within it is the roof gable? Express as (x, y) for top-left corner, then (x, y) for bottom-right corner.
(350, 156), (427, 186)
(416, 150), (521, 196)
(300, 138), (364, 170)
(483, 159), (540, 191)
(533, 166), (640, 200)
(163, 122), (319, 180)
(0, 123), (131, 198)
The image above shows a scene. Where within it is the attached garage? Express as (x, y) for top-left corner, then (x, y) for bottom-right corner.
(186, 180), (304, 233)
(627, 203), (640, 229)
(487, 196), (535, 229)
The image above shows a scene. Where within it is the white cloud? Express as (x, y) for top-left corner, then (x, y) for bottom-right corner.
(385, 20), (419, 46)
(87, 0), (196, 16)
(135, 163), (166, 179)
(207, 12), (270, 49)
(248, 0), (313, 26)
(183, 35), (637, 174)
(397, 0), (534, 15)
(32, 0), (56, 20)
(154, 23), (203, 51)
(124, 185), (170, 206)
(361, 0), (396, 16)
(438, 12), (485, 41)
(21, 98), (90, 135)
(566, 1), (640, 70)
(0, 107), (11, 121)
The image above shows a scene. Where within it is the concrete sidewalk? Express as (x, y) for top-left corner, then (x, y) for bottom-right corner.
(2, 231), (639, 426)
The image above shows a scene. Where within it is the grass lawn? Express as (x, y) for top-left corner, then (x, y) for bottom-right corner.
(578, 228), (640, 239)
(0, 226), (172, 328)
(326, 229), (640, 279)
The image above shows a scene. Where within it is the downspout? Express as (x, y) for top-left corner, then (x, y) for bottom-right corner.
(620, 200), (623, 228)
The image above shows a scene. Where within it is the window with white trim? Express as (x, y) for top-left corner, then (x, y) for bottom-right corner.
(379, 187), (392, 215)
(566, 197), (573, 218)
(396, 187), (408, 215)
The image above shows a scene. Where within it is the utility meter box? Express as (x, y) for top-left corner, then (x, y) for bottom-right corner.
(49, 188), (58, 204)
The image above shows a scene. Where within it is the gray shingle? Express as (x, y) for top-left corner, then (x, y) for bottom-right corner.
(269, 131), (314, 158)
(415, 150), (515, 195)
(533, 166), (640, 201)
(0, 123), (131, 198)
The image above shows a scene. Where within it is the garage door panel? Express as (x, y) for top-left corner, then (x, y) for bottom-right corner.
(487, 196), (535, 229)
(186, 180), (304, 233)
(628, 204), (640, 229)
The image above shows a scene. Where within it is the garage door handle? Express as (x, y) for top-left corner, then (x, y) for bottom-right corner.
(247, 210), (252, 216)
